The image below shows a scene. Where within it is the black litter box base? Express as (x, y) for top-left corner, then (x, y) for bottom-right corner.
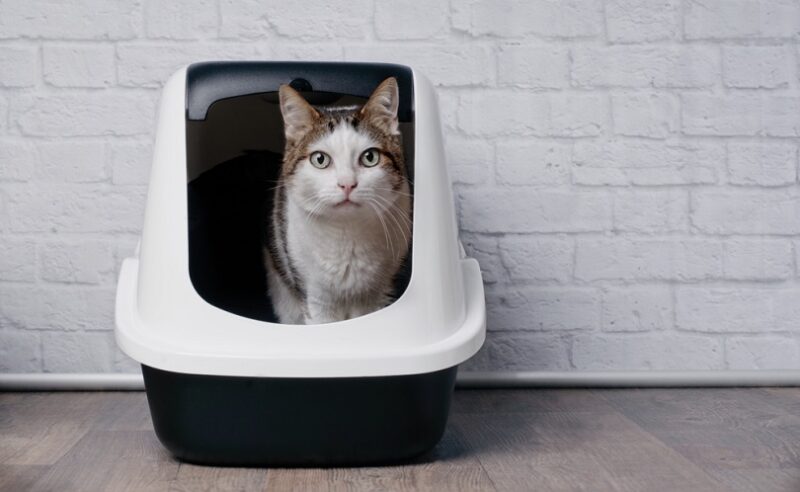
(141, 365), (457, 467)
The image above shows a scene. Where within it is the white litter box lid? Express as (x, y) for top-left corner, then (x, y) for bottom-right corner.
(115, 64), (486, 378)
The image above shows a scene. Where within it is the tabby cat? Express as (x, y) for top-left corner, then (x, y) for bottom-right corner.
(264, 78), (412, 324)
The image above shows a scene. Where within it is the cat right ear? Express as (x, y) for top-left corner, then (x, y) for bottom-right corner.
(279, 84), (319, 143)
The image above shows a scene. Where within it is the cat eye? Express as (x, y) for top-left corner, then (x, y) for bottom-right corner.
(360, 148), (381, 168)
(309, 151), (331, 169)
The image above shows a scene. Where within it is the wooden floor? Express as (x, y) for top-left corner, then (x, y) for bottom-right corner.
(2, 388), (800, 491)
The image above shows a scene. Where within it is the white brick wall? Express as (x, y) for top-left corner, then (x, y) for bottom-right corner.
(1, 0), (799, 373)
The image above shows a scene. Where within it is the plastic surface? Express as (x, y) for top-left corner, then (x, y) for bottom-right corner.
(186, 61), (414, 121)
(115, 63), (486, 378)
(142, 365), (457, 466)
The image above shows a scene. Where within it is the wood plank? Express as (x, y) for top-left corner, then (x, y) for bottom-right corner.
(264, 424), (496, 492)
(30, 430), (178, 492)
(708, 468), (800, 492)
(0, 465), (49, 492)
(0, 392), (152, 465)
(599, 388), (800, 471)
(168, 463), (268, 492)
(451, 388), (618, 415)
(759, 388), (800, 415)
(0, 393), (93, 465)
(456, 410), (722, 492)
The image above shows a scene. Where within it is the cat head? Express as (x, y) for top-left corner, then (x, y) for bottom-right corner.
(277, 77), (408, 220)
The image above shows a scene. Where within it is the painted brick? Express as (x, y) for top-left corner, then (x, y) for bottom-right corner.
(42, 44), (115, 88)
(605, 0), (680, 42)
(374, 0), (449, 40)
(796, 241), (800, 278)
(111, 140), (152, 185)
(684, 0), (800, 40)
(0, 239), (36, 282)
(0, 138), (35, 182)
(601, 287), (673, 332)
(728, 142), (797, 187)
(0, 0), (142, 40)
(114, 238), (140, 264)
(117, 43), (263, 87)
(270, 44), (344, 61)
(43, 332), (114, 372)
(612, 93), (678, 139)
(445, 136), (493, 185)
(498, 236), (574, 282)
(497, 45), (569, 89)
(722, 46), (792, 89)
(113, 347), (141, 373)
(726, 337), (800, 370)
(676, 287), (800, 333)
(459, 190), (612, 233)
(11, 93), (156, 137)
(692, 190), (800, 235)
(218, 0), (269, 39)
(722, 238), (794, 281)
(6, 185), (146, 233)
(573, 140), (720, 186)
(0, 330), (41, 372)
(0, 286), (116, 332)
(40, 241), (116, 285)
(496, 141), (570, 186)
(572, 46), (718, 88)
(453, 0), (603, 39)
(613, 189), (688, 233)
(458, 92), (605, 136)
(549, 95), (607, 137)
(346, 45), (492, 87)
(0, 95), (7, 133)
(457, 90), (550, 136)
(0, 45), (38, 87)
(684, 94), (759, 136)
(145, 0), (218, 40)
(36, 141), (108, 183)
(575, 238), (723, 281)
(221, 0), (370, 40)
(460, 233), (503, 285)
(487, 287), (599, 332)
(763, 97), (800, 137)
(437, 91), (459, 133)
(682, 94), (800, 137)
(572, 334), (724, 370)
(0, 190), (8, 232)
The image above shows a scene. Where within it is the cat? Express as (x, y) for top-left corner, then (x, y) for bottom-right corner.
(264, 78), (412, 325)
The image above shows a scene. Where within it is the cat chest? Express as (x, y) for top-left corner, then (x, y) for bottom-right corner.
(289, 228), (391, 292)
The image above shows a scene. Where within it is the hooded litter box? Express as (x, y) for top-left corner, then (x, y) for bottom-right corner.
(114, 61), (486, 466)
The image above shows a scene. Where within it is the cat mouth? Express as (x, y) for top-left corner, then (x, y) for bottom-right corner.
(334, 199), (360, 208)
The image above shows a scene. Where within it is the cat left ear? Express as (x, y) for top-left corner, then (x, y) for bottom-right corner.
(360, 77), (400, 135)
(279, 84), (320, 143)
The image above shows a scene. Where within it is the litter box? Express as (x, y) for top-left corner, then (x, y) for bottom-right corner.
(114, 61), (486, 466)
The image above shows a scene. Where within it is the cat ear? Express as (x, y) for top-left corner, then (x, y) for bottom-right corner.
(279, 84), (319, 143)
(360, 77), (400, 135)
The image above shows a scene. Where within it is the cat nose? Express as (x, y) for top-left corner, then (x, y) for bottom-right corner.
(338, 181), (358, 198)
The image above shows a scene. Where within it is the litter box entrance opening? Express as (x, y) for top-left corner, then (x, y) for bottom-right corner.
(186, 87), (415, 323)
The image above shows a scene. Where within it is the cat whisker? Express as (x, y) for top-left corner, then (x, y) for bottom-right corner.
(263, 181), (289, 193)
(368, 196), (409, 256)
(369, 187), (414, 198)
(358, 193), (413, 235)
(302, 196), (326, 224)
(366, 199), (394, 259)
(367, 193), (413, 229)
